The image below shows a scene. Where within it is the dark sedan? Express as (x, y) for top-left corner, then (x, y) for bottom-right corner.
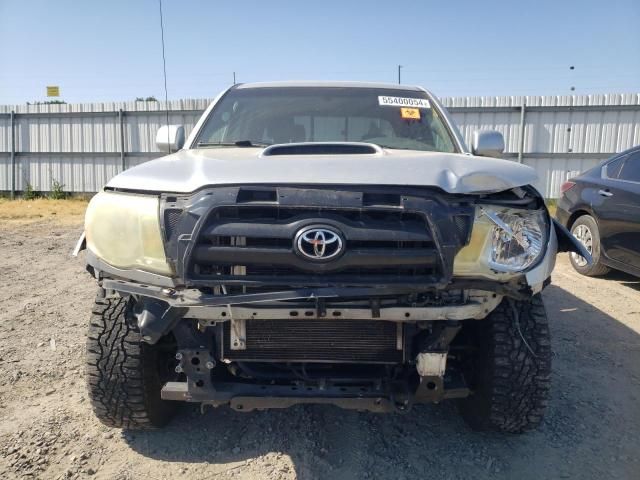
(556, 146), (640, 277)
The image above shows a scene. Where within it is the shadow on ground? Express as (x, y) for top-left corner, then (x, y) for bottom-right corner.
(123, 284), (640, 480)
(604, 269), (640, 291)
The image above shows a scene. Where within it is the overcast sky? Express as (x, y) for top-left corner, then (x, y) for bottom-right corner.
(1, 0), (639, 104)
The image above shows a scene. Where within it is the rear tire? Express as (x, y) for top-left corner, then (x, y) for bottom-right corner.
(458, 295), (551, 433)
(85, 289), (178, 429)
(569, 215), (610, 276)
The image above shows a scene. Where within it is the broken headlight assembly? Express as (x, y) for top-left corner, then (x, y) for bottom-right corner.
(483, 207), (547, 272)
(84, 191), (172, 275)
(453, 206), (548, 277)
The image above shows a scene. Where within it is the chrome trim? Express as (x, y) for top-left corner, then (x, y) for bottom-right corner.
(294, 225), (345, 261)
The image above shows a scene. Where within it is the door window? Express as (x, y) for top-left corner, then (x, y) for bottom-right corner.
(606, 155), (626, 179)
(619, 152), (640, 183)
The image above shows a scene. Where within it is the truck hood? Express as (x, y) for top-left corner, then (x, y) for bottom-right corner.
(106, 147), (538, 194)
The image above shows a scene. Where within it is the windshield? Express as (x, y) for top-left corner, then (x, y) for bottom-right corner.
(195, 87), (458, 153)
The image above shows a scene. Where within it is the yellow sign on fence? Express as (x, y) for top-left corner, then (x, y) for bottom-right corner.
(46, 86), (60, 97)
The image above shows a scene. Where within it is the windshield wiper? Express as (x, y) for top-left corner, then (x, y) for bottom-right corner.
(197, 140), (271, 148)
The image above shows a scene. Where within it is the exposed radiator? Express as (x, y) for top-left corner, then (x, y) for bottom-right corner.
(221, 319), (403, 364)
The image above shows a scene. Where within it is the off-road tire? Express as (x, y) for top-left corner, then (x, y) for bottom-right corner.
(86, 289), (178, 429)
(569, 215), (610, 276)
(458, 294), (551, 433)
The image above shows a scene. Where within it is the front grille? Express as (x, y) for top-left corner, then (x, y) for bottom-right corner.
(221, 319), (402, 364)
(166, 186), (474, 290)
(188, 205), (441, 286)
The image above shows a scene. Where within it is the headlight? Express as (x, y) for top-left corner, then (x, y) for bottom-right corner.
(454, 206), (548, 277)
(483, 207), (547, 272)
(85, 191), (172, 275)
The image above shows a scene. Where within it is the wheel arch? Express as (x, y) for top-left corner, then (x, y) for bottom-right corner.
(566, 208), (593, 230)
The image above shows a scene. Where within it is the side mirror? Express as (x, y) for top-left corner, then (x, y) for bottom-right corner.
(471, 130), (505, 158)
(156, 125), (185, 153)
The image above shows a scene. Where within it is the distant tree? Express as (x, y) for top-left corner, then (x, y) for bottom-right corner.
(135, 96), (158, 102)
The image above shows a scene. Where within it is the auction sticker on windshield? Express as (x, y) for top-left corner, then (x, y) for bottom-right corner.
(400, 108), (421, 119)
(378, 96), (431, 108)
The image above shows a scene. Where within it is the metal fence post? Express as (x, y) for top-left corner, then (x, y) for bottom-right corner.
(517, 102), (526, 163)
(10, 110), (15, 199)
(118, 109), (125, 171)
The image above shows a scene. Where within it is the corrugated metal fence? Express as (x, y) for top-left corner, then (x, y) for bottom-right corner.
(1, 93), (639, 197)
(0, 99), (209, 195)
(442, 93), (640, 197)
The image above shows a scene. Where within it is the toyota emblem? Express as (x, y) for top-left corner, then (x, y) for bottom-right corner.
(295, 226), (344, 261)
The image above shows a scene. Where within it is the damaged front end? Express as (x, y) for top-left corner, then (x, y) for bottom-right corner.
(80, 184), (588, 412)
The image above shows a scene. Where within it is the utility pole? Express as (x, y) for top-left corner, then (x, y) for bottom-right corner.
(397, 65), (402, 84)
(233, 72), (236, 85)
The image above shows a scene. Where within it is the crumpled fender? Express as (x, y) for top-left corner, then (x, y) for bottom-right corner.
(525, 219), (593, 294)
(553, 219), (593, 263)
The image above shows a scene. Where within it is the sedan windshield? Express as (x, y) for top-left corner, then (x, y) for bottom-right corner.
(195, 87), (457, 153)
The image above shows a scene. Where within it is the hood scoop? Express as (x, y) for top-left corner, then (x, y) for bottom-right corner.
(261, 142), (382, 156)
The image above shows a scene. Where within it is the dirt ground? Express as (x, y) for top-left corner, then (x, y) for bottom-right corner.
(1, 219), (639, 480)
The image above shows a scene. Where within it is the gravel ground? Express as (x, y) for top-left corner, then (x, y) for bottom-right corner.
(1, 220), (639, 480)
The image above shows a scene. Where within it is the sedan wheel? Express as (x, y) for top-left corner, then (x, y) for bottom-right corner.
(571, 224), (592, 267)
(568, 215), (610, 276)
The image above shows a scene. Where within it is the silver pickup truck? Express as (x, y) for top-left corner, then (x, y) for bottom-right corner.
(78, 81), (588, 433)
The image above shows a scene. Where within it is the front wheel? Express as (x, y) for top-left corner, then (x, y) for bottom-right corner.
(458, 295), (551, 433)
(85, 289), (179, 429)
